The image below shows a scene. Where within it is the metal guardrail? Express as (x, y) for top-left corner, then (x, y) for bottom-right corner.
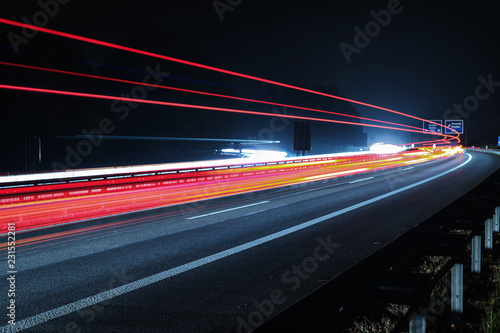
(466, 148), (500, 156)
(255, 167), (500, 333)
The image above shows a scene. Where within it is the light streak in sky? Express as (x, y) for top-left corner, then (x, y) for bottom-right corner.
(0, 83), (460, 144)
(0, 17), (460, 141)
(0, 61), (430, 133)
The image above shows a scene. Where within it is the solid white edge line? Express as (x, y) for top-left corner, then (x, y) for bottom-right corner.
(348, 177), (374, 184)
(186, 201), (270, 220)
(0, 154), (472, 333)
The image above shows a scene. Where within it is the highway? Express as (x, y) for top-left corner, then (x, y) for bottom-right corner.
(1, 151), (499, 333)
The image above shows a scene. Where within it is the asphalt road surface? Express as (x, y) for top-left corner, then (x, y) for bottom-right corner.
(1, 151), (499, 333)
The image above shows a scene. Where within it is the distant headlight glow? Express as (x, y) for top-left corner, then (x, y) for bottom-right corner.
(369, 143), (405, 154)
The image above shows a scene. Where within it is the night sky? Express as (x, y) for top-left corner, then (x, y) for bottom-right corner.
(1, 0), (499, 172)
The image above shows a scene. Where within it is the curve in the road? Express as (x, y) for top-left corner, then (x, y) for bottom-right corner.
(0, 153), (474, 333)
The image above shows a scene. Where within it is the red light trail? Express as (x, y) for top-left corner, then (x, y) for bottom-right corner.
(0, 61), (427, 133)
(0, 19), (464, 235)
(0, 147), (464, 234)
(0, 17), (460, 141)
(0, 83), (459, 142)
(0, 18), (467, 240)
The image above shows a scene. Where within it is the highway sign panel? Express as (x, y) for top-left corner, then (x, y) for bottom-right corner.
(444, 120), (464, 134)
(423, 120), (442, 133)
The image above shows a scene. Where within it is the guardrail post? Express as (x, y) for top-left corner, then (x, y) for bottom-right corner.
(494, 207), (500, 232)
(471, 235), (481, 274)
(451, 263), (463, 314)
(485, 218), (493, 250)
(409, 314), (426, 333)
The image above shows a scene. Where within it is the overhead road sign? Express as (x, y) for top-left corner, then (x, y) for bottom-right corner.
(423, 120), (442, 133)
(444, 120), (464, 134)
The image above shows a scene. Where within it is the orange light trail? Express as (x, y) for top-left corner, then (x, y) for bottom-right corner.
(0, 147), (463, 234)
(0, 21), (465, 237)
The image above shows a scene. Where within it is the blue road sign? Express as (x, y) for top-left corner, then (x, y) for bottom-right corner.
(498, 135), (500, 147)
(445, 120), (464, 134)
(423, 120), (442, 133)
